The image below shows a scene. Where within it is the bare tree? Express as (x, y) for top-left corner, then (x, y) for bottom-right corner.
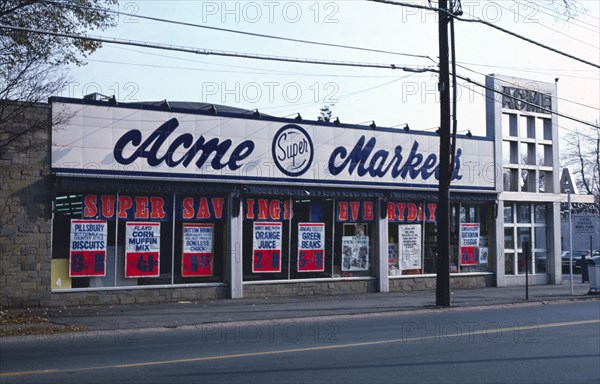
(0, 0), (118, 149)
(546, 0), (587, 20)
(562, 125), (600, 201)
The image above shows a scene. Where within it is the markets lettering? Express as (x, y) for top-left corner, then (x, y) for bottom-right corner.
(328, 136), (462, 181)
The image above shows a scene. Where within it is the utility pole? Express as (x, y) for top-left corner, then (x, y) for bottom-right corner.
(436, 0), (452, 307)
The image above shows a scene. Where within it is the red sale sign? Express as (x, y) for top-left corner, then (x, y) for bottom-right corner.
(252, 222), (282, 273)
(125, 222), (160, 278)
(182, 223), (214, 277)
(297, 223), (325, 272)
(69, 220), (107, 277)
(459, 223), (480, 266)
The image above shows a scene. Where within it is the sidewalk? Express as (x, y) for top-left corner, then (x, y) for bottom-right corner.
(2, 279), (598, 337)
(2, 278), (593, 336)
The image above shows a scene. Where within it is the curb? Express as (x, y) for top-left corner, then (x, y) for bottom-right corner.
(2, 295), (596, 343)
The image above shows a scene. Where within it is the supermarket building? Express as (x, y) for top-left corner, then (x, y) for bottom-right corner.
(0, 74), (588, 307)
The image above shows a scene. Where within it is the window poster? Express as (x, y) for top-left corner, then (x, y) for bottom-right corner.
(252, 222), (282, 273)
(341, 236), (370, 271)
(399, 224), (422, 270)
(69, 219), (107, 277)
(125, 222), (161, 278)
(479, 247), (489, 264)
(297, 223), (325, 272)
(182, 223), (214, 277)
(460, 223), (480, 266)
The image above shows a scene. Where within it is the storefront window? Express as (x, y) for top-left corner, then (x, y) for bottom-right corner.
(535, 251), (547, 273)
(387, 200), (435, 275)
(242, 197), (291, 281)
(52, 193), (117, 288)
(505, 252), (515, 275)
(388, 201), (492, 276)
(457, 203), (491, 273)
(423, 222), (437, 274)
(517, 251), (527, 274)
(504, 228), (514, 250)
(504, 205), (513, 223)
(517, 227), (531, 250)
(534, 204), (546, 223)
(504, 202), (549, 275)
(242, 197), (340, 281)
(335, 200), (376, 278)
(290, 198), (334, 279)
(51, 192), (228, 289)
(173, 195), (227, 284)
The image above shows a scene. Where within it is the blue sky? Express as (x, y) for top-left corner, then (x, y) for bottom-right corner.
(63, 0), (600, 138)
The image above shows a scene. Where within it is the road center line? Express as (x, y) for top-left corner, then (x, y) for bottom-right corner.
(2, 319), (598, 378)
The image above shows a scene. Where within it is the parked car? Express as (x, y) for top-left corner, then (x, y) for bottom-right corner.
(562, 250), (600, 272)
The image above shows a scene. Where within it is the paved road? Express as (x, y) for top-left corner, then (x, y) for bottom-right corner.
(20, 278), (593, 332)
(2, 301), (599, 384)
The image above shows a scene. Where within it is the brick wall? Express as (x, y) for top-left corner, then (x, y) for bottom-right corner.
(0, 103), (53, 307)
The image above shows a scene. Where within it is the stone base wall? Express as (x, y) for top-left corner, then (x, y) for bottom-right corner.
(243, 279), (377, 298)
(502, 274), (549, 287)
(0, 103), (53, 307)
(49, 286), (228, 307)
(390, 274), (494, 292)
(47, 276), (493, 307)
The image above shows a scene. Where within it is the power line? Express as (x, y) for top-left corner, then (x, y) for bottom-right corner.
(513, 0), (600, 34)
(517, 0), (600, 28)
(455, 59), (598, 74)
(367, 0), (600, 69)
(0, 24), (434, 73)
(454, 60), (600, 81)
(456, 82), (599, 140)
(2, 23), (596, 129)
(493, 2), (600, 50)
(451, 72), (600, 129)
(42, 0), (433, 62)
(456, 63), (600, 111)
(102, 46), (406, 79)
(86, 57), (405, 79)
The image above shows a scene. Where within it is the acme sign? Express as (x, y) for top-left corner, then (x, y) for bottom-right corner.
(502, 86), (552, 114)
(51, 101), (495, 190)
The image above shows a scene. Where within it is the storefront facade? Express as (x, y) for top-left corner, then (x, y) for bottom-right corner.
(0, 74), (568, 307)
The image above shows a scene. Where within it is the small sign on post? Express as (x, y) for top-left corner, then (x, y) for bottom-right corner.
(574, 216), (595, 233)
